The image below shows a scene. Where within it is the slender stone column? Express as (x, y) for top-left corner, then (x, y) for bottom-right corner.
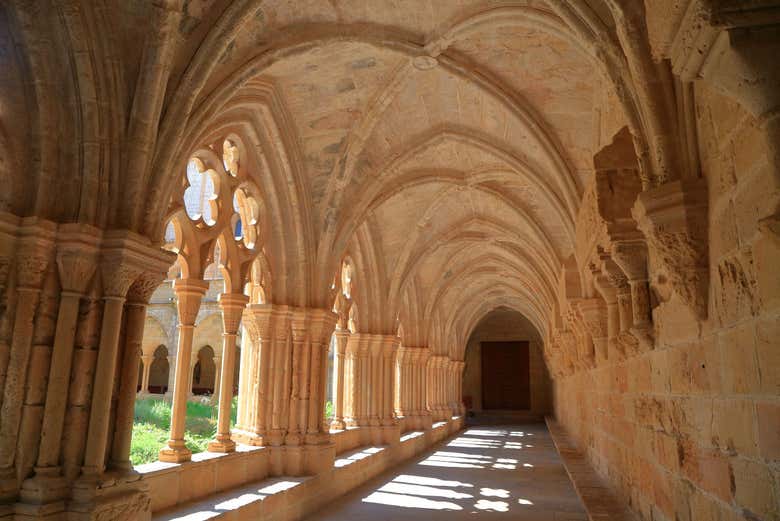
(159, 278), (208, 463)
(18, 227), (98, 502)
(212, 355), (222, 401)
(0, 221), (55, 499)
(140, 355), (153, 394)
(111, 271), (166, 472)
(329, 329), (349, 430)
(208, 293), (248, 453)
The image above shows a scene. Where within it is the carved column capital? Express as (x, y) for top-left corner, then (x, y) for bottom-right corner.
(15, 219), (57, 290)
(173, 279), (209, 325)
(307, 308), (338, 347)
(126, 271), (166, 306)
(55, 224), (101, 295)
(218, 293), (249, 335)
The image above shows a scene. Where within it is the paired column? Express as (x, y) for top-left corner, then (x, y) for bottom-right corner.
(159, 278), (209, 463)
(208, 293), (248, 453)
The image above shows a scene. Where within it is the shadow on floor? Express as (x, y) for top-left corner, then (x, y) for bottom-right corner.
(307, 423), (587, 520)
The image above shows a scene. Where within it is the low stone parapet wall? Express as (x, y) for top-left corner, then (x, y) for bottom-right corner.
(140, 416), (464, 520)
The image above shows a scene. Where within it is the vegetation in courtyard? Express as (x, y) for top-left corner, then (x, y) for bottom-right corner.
(130, 396), (237, 466)
(131, 397), (335, 466)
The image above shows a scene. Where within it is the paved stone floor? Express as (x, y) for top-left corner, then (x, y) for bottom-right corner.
(307, 423), (588, 520)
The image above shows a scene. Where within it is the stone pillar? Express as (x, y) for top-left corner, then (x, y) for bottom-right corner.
(455, 360), (466, 415)
(0, 220), (54, 501)
(342, 334), (398, 444)
(208, 293), (248, 453)
(344, 334), (370, 428)
(306, 310), (336, 442)
(427, 356), (448, 421)
(140, 355), (152, 394)
(110, 271), (167, 472)
(234, 305), (291, 450)
(329, 328), (349, 430)
(12, 223), (80, 502)
(159, 278), (208, 463)
(416, 349), (432, 428)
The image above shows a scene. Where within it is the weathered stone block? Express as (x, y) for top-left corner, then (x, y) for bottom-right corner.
(732, 458), (778, 520)
(712, 399), (758, 457)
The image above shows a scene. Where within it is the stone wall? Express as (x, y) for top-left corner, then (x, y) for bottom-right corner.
(553, 81), (780, 521)
(463, 309), (552, 415)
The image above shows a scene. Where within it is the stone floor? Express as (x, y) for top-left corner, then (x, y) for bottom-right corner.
(306, 423), (588, 521)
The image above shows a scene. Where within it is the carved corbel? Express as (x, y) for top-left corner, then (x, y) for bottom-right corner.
(633, 179), (709, 320)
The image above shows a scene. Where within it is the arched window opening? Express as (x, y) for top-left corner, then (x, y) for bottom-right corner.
(131, 135), (261, 466)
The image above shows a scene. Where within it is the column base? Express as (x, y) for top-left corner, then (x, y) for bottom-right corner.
(0, 466), (21, 502)
(329, 419), (346, 431)
(207, 438), (236, 453)
(303, 442), (335, 475)
(231, 428), (265, 446)
(20, 467), (69, 504)
(158, 441), (192, 463)
(69, 472), (151, 521)
(10, 500), (66, 520)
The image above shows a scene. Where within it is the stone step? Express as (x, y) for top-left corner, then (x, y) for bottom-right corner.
(546, 417), (637, 521)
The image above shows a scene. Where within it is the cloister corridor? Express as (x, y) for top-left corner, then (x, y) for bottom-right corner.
(307, 423), (587, 521)
(0, 1), (778, 521)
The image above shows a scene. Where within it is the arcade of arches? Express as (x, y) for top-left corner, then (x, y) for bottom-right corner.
(0, 1), (778, 520)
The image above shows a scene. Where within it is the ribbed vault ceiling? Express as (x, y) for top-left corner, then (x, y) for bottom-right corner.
(135, 1), (634, 359)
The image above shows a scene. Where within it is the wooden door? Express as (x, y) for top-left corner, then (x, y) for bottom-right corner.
(481, 341), (530, 410)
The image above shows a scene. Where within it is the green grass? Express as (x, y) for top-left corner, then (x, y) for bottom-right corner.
(131, 397), (335, 466)
(130, 396), (237, 466)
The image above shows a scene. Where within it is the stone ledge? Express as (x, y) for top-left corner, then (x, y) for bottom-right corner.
(545, 417), (637, 521)
(148, 416), (463, 520)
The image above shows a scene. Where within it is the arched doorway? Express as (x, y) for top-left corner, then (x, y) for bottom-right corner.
(462, 308), (551, 414)
(149, 345), (170, 394)
(192, 345), (216, 395)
